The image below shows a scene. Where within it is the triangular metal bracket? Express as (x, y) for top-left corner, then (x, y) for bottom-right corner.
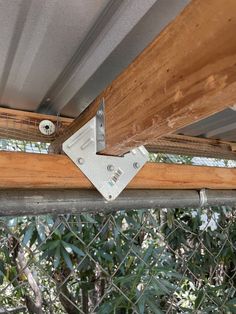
(63, 100), (149, 201)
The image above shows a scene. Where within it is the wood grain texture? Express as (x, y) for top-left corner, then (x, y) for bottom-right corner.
(52, 0), (236, 155)
(0, 107), (72, 142)
(147, 135), (236, 160)
(1, 107), (236, 159)
(1, 151), (236, 190)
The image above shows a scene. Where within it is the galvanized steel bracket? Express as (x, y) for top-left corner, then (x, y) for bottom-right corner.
(62, 100), (149, 201)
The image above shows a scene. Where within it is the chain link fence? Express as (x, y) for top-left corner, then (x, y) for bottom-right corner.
(150, 153), (236, 168)
(0, 204), (235, 313)
(0, 139), (49, 154)
(0, 142), (235, 313)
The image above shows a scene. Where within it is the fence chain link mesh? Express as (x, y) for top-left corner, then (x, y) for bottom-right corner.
(0, 204), (235, 313)
(0, 142), (235, 313)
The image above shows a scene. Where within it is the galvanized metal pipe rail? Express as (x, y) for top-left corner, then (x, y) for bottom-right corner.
(0, 189), (236, 217)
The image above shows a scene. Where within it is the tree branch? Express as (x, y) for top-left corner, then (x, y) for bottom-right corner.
(0, 307), (27, 313)
(58, 283), (80, 314)
(17, 250), (43, 314)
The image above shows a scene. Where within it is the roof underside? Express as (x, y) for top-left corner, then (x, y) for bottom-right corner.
(0, 0), (234, 143)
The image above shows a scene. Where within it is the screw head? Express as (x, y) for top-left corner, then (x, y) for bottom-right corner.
(107, 164), (114, 172)
(97, 110), (103, 117)
(133, 162), (140, 169)
(77, 157), (85, 165)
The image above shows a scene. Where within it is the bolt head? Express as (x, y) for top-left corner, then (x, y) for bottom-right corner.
(133, 162), (140, 169)
(78, 158), (85, 165)
(107, 164), (114, 172)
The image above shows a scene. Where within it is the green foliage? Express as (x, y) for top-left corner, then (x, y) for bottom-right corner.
(0, 206), (235, 313)
(0, 142), (235, 313)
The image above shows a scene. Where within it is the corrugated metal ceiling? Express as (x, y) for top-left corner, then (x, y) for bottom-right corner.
(0, 0), (234, 144)
(0, 0), (189, 116)
(178, 108), (236, 142)
(0, 0), (109, 111)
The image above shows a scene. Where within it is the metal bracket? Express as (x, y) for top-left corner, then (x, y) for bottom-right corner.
(63, 100), (149, 201)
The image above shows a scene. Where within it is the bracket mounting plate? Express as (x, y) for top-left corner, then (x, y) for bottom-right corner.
(63, 104), (148, 201)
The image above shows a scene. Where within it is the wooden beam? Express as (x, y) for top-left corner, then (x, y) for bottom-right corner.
(0, 107), (72, 142)
(147, 135), (236, 160)
(1, 107), (236, 159)
(1, 151), (236, 190)
(52, 0), (236, 155)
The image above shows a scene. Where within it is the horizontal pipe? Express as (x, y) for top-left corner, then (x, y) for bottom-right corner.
(205, 190), (236, 206)
(0, 189), (236, 217)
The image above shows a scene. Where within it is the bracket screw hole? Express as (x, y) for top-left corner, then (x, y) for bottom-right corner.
(77, 158), (85, 165)
(108, 195), (112, 199)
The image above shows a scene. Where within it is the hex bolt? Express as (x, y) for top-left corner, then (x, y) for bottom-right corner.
(133, 162), (140, 169)
(77, 157), (85, 165)
(107, 164), (114, 172)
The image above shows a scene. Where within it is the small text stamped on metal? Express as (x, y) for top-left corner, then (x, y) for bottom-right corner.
(109, 168), (123, 186)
